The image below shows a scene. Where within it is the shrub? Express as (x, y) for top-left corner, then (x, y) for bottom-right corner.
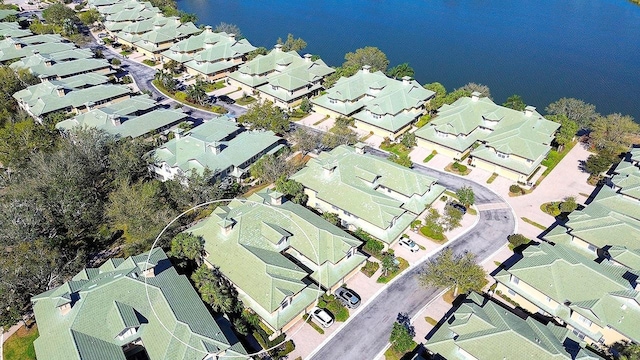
(509, 184), (522, 194)
(508, 233), (530, 248)
(361, 260), (379, 277)
(110, 58), (121, 66)
(452, 162), (468, 172)
(440, 195), (448, 202)
(142, 59), (157, 66)
(276, 340), (295, 357)
(325, 299), (349, 322)
(174, 91), (187, 102)
(121, 75), (132, 84)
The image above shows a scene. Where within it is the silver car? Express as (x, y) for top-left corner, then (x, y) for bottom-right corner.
(310, 307), (334, 328)
(335, 287), (361, 309)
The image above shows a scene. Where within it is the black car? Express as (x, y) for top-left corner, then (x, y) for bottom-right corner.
(218, 95), (235, 104)
(448, 202), (467, 215)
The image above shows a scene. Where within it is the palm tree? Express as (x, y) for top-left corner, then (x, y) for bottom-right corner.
(186, 82), (207, 105)
(386, 63), (415, 79)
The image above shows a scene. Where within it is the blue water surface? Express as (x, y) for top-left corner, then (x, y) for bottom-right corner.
(176, 0), (640, 120)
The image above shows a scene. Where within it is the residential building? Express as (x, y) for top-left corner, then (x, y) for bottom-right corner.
(10, 53), (113, 80)
(131, 19), (201, 60)
(102, 2), (161, 34)
(290, 144), (445, 244)
(0, 9), (18, 22)
(0, 22), (34, 38)
(426, 292), (603, 360)
(55, 94), (178, 138)
(414, 93), (559, 183)
(13, 82), (131, 120)
(312, 66), (434, 139)
(610, 148), (640, 201)
(180, 28), (256, 81)
(228, 44), (334, 109)
(544, 186), (640, 270)
(494, 242), (640, 345)
(150, 116), (285, 181)
(0, 34), (76, 63)
(31, 248), (247, 360)
(186, 189), (366, 333)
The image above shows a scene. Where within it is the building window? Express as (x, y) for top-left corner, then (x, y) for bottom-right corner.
(497, 152), (509, 159)
(572, 329), (586, 340)
(372, 113), (382, 119)
(281, 297), (291, 310)
(577, 314), (592, 327)
(329, 98), (337, 104)
(436, 131), (447, 138)
(546, 296), (552, 303)
(510, 275), (519, 285)
(507, 288), (516, 296)
(587, 244), (597, 252)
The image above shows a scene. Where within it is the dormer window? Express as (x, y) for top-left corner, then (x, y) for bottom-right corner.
(372, 113), (382, 119)
(281, 296), (292, 310)
(510, 275), (519, 284)
(117, 327), (138, 341)
(329, 98), (337, 104)
(436, 131), (447, 138)
(271, 85), (277, 91)
(497, 152), (509, 159)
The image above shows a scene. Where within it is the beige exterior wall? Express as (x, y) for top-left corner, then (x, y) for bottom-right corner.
(495, 282), (541, 314)
(353, 120), (405, 140)
(328, 263), (365, 294)
(305, 189), (394, 245)
(227, 77), (255, 94)
(416, 137), (464, 159)
(472, 157), (526, 182)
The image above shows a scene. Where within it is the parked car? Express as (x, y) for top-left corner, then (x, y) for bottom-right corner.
(182, 73), (193, 81)
(208, 95), (217, 104)
(335, 287), (361, 309)
(398, 238), (420, 252)
(449, 202), (467, 215)
(310, 307), (334, 328)
(218, 95), (235, 104)
(97, 33), (107, 38)
(97, 39), (105, 45)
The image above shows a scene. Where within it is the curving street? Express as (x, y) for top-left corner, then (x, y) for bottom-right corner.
(309, 149), (516, 360)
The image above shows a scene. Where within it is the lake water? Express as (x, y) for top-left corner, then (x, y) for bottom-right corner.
(176, 0), (640, 120)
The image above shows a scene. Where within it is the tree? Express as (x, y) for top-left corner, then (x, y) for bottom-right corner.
(424, 82), (447, 112)
(442, 204), (463, 231)
(107, 136), (152, 184)
(106, 179), (176, 255)
(246, 47), (267, 61)
(322, 64), (359, 89)
(419, 248), (487, 296)
(615, 341), (640, 360)
(456, 186), (475, 207)
(275, 176), (308, 204)
(0, 117), (58, 169)
(584, 153), (616, 176)
(389, 322), (416, 354)
(192, 265), (242, 314)
(321, 122), (359, 149)
(388, 153), (412, 168)
(277, 33), (307, 52)
(290, 127), (320, 155)
(178, 11), (197, 24)
(168, 233), (204, 270)
(42, 3), (78, 26)
(342, 46), (390, 73)
(213, 22), (242, 38)
(546, 97), (598, 130)
(299, 97), (312, 113)
(507, 233), (530, 248)
(322, 212), (340, 226)
(589, 113), (639, 155)
(381, 252), (399, 276)
(457, 82), (491, 99)
(250, 153), (292, 184)
(443, 89), (471, 105)
(400, 132), (416, 148)
(238, 100), (289, 133)
(547, 114), (578, 149)
(78, 9), (99, 25)
(386, 63), (414, 79)
(163, 59), (180, 74)
(424, 208), (443, 236)
(185, 80), (208, 106)
(559, 196), (578, 213)
(502, 94), (526, 111)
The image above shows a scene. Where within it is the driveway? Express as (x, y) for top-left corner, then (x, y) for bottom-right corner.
(309, 148), (515, 360)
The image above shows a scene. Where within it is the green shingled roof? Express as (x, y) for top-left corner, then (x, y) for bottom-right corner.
(312, 69), (434, 130)
(495, 243), (640, 343)
(10, 55), (112, 79)
(151, 116), (284, 178)
(0, 36), (76, 62)
(415, 96), (559, 168)
(612, 157), (640, 200)
(186, 189), (364, 330)
(426, 292), (604, 360)
(31, 248), (246, 360)
(290, 145), (444, 243)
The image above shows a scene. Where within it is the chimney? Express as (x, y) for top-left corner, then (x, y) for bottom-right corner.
(5, 35), (10, 40)
(45, 59), (53, 67)
(269, 190), (284, 205)
(110, 115), (121, 126)
(401, 76), (411, 85)
(209, 142), (221, 154)
(14, 41), (22, 49)
(228, 33), (236, 42)
(142, 263), (156, 277)
(31, 49), (39, 55)
(354, 142), (366, 155)
(323, 163), (336, 176)
(205, 25), (213, 33)
(524, 105), (536, 117)
(471, 91), (481, 102)
(56, 87), (65, 97)
(56, 294), (73, 315)
(204, 40), (213, 49)
(304, 53), (312, 62)
(218, 218), (235, 235)
(362, 65), (371, 74)
(274, 44), (283, 52)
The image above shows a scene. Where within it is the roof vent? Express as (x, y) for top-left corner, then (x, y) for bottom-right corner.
(362, 65), (371, 74)
(524, 105), (536, 117)
(471, 91), (481, 101)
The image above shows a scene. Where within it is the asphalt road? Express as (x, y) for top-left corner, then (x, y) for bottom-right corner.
(310, 149), (516, 360)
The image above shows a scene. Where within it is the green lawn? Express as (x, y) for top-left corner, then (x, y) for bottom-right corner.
(380, 143), (411, 157)
(236, 96), (257, 106)
(3, 325), (38, 360)
(535, 140), (577, 186)
(203, 81), (225, 92)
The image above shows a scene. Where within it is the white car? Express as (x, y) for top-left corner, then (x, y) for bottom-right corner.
(310, 307), (334, 328)
(399, 238), (419, 252)
(182, 74), (193, 81)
